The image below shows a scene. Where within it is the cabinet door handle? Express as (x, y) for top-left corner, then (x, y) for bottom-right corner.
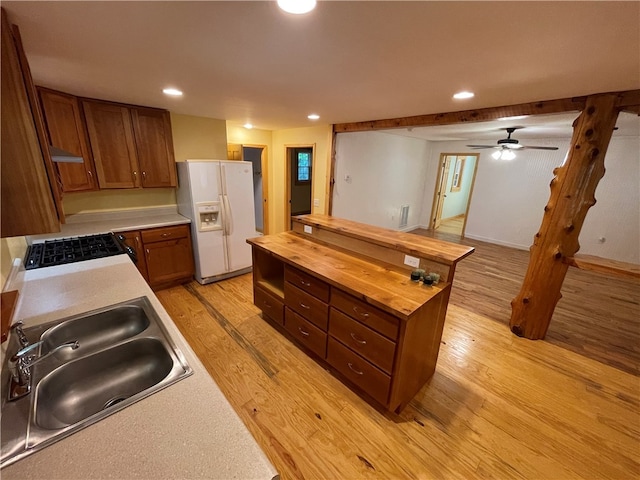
(350, 333), (367, 345)
(298, 327), (310, 337)
(299, 280), (311, 287)
(347, 362), (364, 375)
(87, 171), (93, 178)
(135, 236), (141, 249)
(299, 302), (311, 310)
(353, 306), (370, 318)
(142, 171), (147, 179)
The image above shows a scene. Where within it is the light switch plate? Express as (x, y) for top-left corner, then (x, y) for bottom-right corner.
(304, 225), (313, 234)
(403, 254), (420, 268)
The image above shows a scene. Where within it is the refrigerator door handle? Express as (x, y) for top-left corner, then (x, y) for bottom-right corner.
(223, 194), (233, 236)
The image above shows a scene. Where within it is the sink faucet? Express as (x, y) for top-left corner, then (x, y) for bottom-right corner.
(7, 335), (79, 401)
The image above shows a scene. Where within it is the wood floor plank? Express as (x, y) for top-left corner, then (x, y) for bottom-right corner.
(156, 234), (640, 480)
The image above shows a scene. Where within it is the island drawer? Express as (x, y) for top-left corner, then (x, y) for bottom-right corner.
(285, 265), (330, 303)
(330, 289), (399, 341)
(285, 282), (329, 331)
(329, 308), (396, 375)
(255, 285), (284, 325)
(327, 337), (391, 406)
(284, 308), (328, 358)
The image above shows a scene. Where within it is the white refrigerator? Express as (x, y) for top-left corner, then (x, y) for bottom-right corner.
(176, 160), (258, 284)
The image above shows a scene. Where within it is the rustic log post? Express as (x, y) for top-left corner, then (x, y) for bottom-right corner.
(509, 94), (620, 339)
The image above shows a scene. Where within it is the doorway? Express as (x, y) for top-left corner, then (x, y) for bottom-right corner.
(229, 144), (269, 234)
(286, 145), (314, 229)
(431, 153), (479, 236)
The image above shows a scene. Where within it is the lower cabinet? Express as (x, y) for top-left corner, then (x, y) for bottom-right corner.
(115, 224), (194, 290)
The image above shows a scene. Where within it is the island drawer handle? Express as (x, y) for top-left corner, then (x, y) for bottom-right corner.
(347, 362), (364, 375)
(263, 302), (272, 309)
(353, 306), (370, 318)
(299, 302), (311, 310)
(298, 327), (310, 337)
(350, 333), (367, 345)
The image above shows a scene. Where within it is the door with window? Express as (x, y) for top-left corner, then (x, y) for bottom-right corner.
(287, 146), (313, 228)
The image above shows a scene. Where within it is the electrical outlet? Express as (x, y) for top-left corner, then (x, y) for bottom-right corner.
(304, 225), (313, 234)
(403, 254), (420, 268)
(314, 198), (319, 207)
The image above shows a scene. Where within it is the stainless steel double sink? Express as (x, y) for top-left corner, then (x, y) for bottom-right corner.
(1, 297), (193, 468)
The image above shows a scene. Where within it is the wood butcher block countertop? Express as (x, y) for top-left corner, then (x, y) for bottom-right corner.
(248, 216), (474, 321)
(294, 214), (475, 266)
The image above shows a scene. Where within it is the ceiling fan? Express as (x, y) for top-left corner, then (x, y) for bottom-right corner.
(467, 127), (559, 153)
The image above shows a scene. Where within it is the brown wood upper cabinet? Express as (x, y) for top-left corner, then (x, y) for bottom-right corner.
(38, 87), (97, 192)
(82, 99), (177, 189)
(1, 8), (62, 238)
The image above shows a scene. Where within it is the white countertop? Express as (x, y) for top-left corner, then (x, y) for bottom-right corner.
(1, 256), (278, 480)
(27, 206), (191, 243)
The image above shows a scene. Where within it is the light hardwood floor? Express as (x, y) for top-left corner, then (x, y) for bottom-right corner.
(156, 235), (639, 480)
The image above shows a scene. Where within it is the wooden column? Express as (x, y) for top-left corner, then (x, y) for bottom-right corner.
(509, 94), (620, 339)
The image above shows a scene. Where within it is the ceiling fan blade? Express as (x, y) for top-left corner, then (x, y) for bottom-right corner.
(521, 146), (559, 151)
(466, 145), (495, 149)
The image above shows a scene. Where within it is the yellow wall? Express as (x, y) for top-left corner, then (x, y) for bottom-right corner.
(272, 125), (333, 233)
(171, 113), (228, 162)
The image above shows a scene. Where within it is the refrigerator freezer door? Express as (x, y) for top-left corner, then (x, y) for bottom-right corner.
(220, 161), (256, 272)
(179, 161), (228, 280)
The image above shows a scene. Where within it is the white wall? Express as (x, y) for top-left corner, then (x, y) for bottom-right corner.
(334, 131), (639, 264)
(333, 131), (434, 230)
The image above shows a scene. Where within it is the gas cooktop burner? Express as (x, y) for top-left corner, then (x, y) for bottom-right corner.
(24, 233), (128, 270)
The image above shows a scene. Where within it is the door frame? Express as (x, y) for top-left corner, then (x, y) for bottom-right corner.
(430, 152), (479, 236)
(242, 144), (269, 235)
(285, 144), (315, 230)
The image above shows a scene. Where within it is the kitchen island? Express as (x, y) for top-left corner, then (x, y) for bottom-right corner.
(248, 214), (474, 413)
(1, 255), (278, 479)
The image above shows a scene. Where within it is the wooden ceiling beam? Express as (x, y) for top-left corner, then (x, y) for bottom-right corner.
(332, 89), (640, 133)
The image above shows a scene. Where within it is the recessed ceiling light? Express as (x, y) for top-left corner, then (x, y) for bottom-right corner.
(277, 0), (316, 14)
(498, 115), (528, 121)
(162, 88), (183, 96)
(244, 123), (253, 129)
(453, 91), (474, 99)
(307, 114), (320, 120)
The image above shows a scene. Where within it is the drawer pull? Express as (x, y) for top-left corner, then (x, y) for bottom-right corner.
(350, 333), (367, 345)
(263, 302), (272, 309)
(299, 302), (311, 310)
(161, 232), (171, 238)
(353, 306), (370, 318)
(300, 280), (311, 287)
(298, 327), (310, 337)
(347, 362), (364, 375)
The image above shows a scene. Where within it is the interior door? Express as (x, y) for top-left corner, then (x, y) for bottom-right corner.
(433, 155), (452, 229)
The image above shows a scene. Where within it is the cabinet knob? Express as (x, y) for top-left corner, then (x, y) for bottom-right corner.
(161, 232), (171, 238)
(142, 171), (147, 179)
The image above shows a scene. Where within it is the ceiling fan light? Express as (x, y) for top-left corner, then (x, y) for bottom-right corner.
(502, 150), (516, 161)
(492, 150), (502, 160)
